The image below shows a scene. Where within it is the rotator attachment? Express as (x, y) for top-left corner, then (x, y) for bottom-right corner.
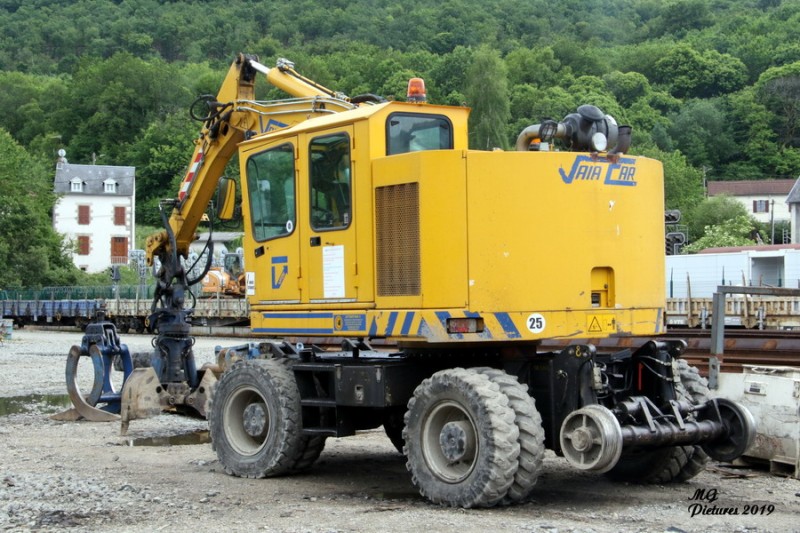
(53, 319), (133, 422)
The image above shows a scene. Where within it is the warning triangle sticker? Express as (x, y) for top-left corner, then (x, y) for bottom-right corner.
(588, 317), (603, 333)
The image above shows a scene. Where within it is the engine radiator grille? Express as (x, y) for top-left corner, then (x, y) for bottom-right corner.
(376, 182), (421, 296)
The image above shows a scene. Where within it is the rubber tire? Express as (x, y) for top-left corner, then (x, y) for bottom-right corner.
(605, 359), (710, 484)
(269, 356), (326, 472)
(474, 368), (546, 504)
(209, 359), (305, 478)
(383, 406), (406, 454)
(674, 359), (710, 481)
(402, 368), (520, 508)
(293, 435), (327, 471)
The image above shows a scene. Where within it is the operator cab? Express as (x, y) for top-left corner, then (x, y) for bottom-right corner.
(237, 101), (469, 318)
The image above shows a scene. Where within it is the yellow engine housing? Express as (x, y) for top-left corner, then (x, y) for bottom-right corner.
(239, 101), (665, 345)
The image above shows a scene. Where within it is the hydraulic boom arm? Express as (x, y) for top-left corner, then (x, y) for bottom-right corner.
(145, 54), (354, 268)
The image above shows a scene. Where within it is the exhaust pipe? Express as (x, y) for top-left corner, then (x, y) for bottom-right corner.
(515, 121), (565, 152)
(608, 125), (632, 156)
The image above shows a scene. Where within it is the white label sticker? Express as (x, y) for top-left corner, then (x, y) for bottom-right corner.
(526, 313), (546, 334)
(245, 271), (255, 296)
(322, 245), (345, 299)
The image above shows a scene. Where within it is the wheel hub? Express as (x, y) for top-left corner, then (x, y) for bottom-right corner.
(242, 402), (267, 438)
(570, 427), (595, 453)
(439, 421), (475, 463)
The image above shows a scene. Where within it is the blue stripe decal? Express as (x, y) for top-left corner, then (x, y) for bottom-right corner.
(368, 318), (378, 337)
(384, 312), (398, 336)
(262, 312), (334, 319)
(494, 312), (521, 339)
(400, 312), (415, 336)
(435, 311), (451, 323)
(417, 318), (430, 337)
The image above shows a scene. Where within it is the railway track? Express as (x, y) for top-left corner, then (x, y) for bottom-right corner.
(539, 328), (800, 375)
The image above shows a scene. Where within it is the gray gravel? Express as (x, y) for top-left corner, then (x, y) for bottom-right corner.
(1, 327), (798, 532)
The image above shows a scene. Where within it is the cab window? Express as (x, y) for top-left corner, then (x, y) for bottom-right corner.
(246, 143), (295, 242)
(386, 113), (453, 155)
(309, 133), (351, 231)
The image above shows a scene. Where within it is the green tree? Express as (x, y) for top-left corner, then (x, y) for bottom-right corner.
(684, 195), (753, 245)
(466, 46), (511, 150)
(428, 46), (472, 105)
(0, 72), (67, 147)
(505, 47), (564, 88)
(603, 71), (651, 107)
(666, 99), (737, 169)
(54, 53), (189, 164)
(638, 146), (704, 215)
(756, 61), (800, 148)
(654, 44), (747, 99)
(726, 87), (779, 177)
(125, 112), (198, 226)
(647, 0), (714, 38)
(0, 129), (80, 288)
(682, 215), (758, 253)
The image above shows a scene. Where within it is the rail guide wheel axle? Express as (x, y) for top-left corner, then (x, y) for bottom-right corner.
(559, 405), (623, 473)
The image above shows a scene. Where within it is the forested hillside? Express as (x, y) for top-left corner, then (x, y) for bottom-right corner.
(1, 0), (799, 286)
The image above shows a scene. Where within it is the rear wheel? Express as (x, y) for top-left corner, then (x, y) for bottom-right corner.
(383, 406), (406, 454)
(292, 435), (327, 471)
(475, 368), (545, 504)
(403, 368), (520, 508)
(605, 359), (710, 483)
(209, 359), (304, 478)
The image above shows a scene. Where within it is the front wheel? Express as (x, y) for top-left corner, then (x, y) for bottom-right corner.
(403, 368), (520, 508)
(209, 359), (305, 478)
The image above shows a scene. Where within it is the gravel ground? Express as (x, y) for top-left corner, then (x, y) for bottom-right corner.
(0, 327), (798, 533)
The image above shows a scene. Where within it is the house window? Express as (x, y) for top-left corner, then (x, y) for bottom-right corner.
(104, 180), (117, 193)
(111, 236), (128, 262)
(753, 200), (770, 213)
(78, 205), (90, 225)
(70, 178), (84, 192)
(114, 206), (126, 226)
(77, 236), (90, 255)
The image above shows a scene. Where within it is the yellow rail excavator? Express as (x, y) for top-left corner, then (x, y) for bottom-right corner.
(61, 54), (755, 508)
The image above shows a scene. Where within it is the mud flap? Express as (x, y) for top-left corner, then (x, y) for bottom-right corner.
(120, 367), (164, 435)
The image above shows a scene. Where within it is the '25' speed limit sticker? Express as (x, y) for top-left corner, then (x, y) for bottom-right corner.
(526, 313), (546, 334)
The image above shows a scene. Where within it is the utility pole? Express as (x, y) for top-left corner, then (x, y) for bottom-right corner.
(770, 198), (775, 244)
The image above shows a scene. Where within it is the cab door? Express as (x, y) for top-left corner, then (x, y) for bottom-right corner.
(241, 139), (301, 304)
(301, 128), (360, 304)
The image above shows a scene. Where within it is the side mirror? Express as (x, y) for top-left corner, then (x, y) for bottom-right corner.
(216, 177), (237, 221)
